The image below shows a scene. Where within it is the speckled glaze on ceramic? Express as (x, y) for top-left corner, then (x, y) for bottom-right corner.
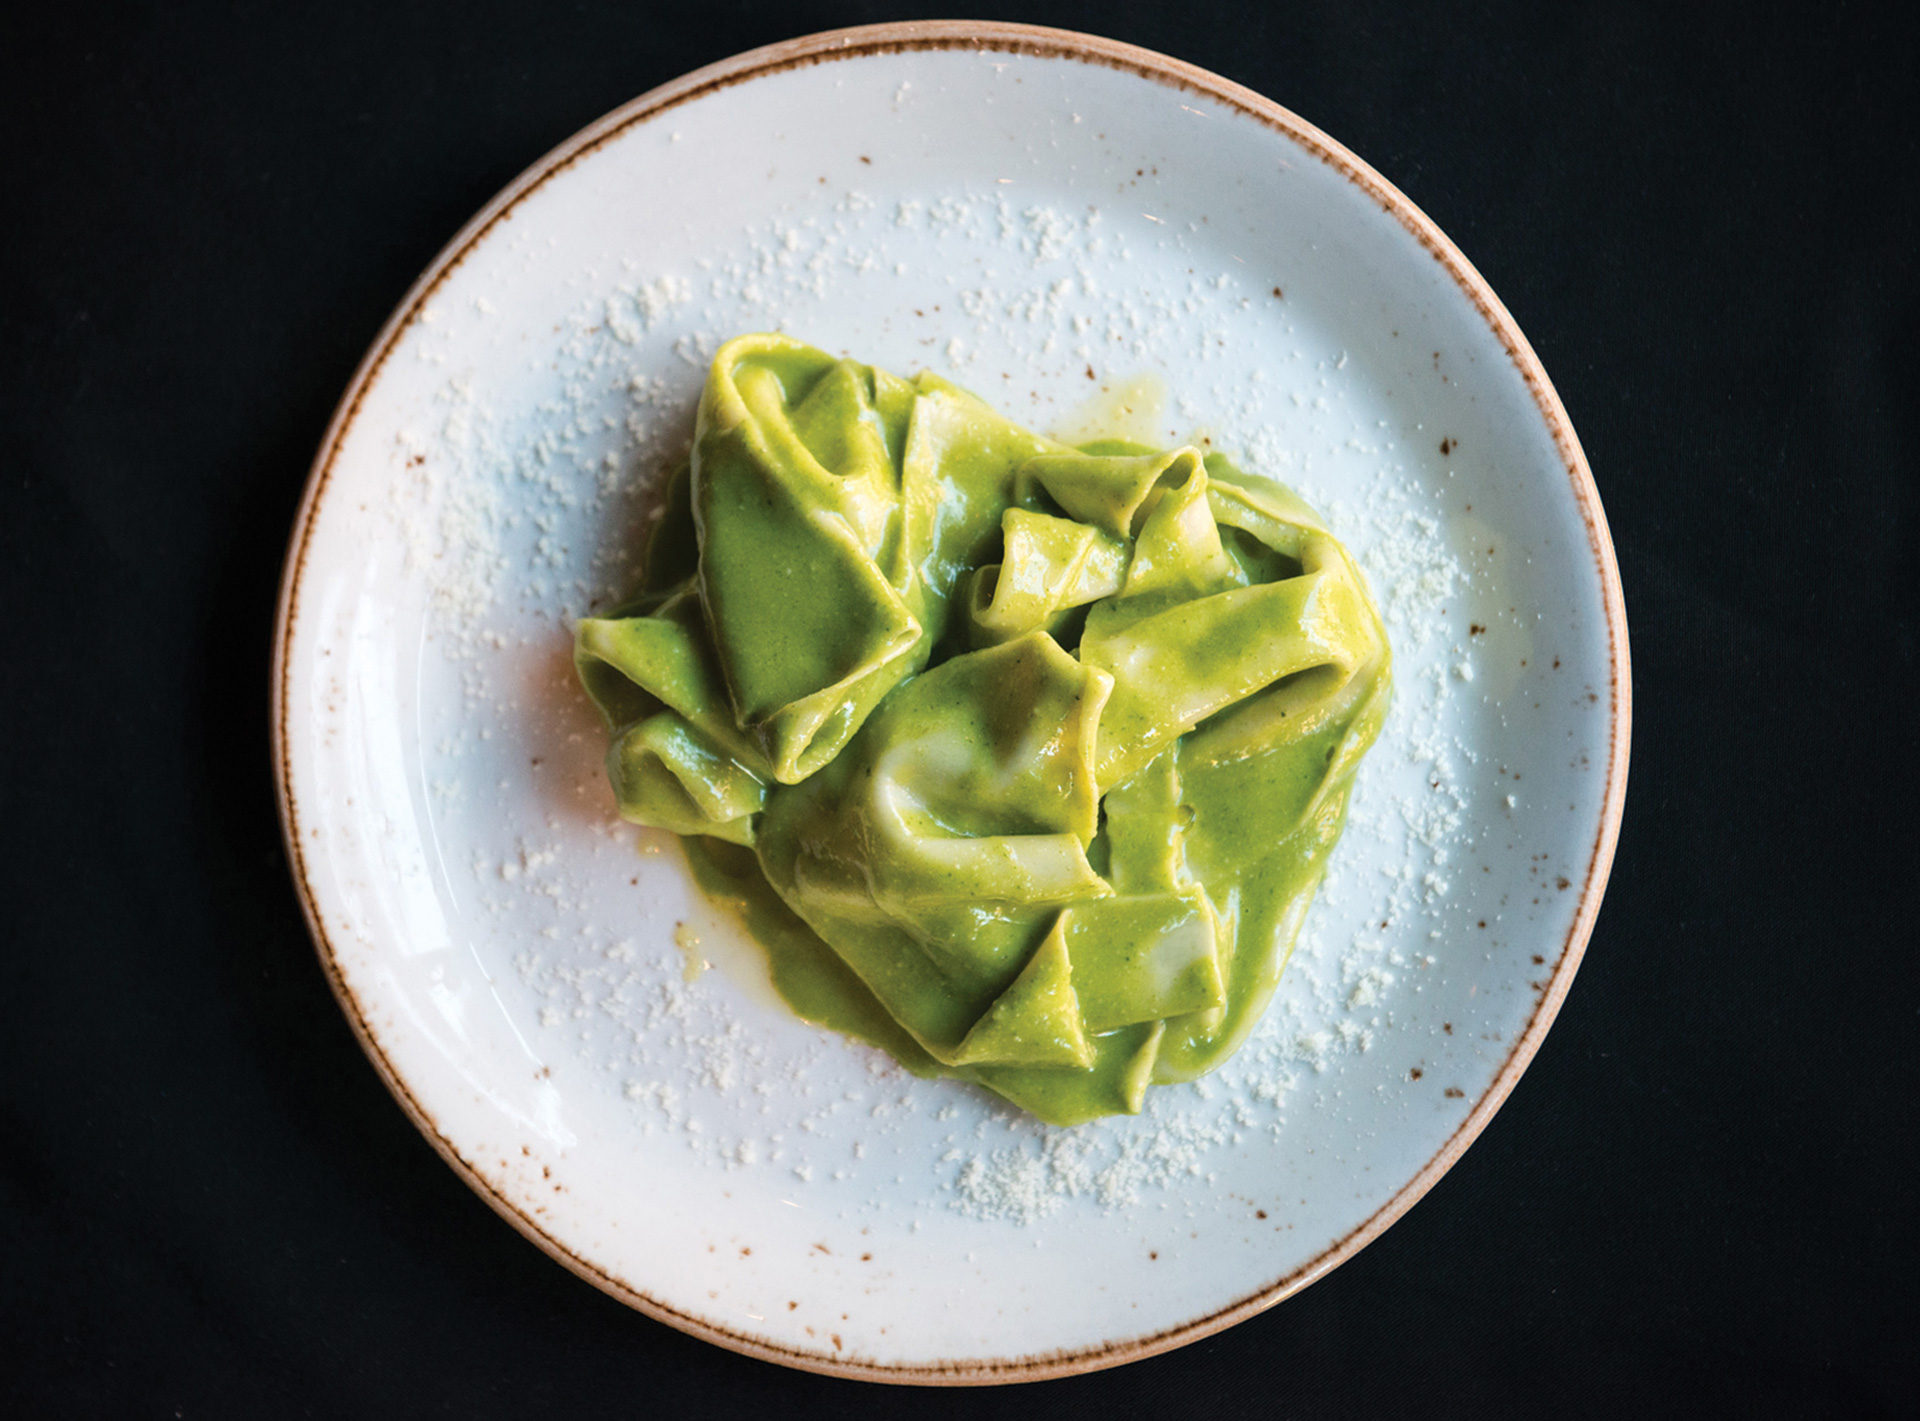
(272, 22), (1629, 1383)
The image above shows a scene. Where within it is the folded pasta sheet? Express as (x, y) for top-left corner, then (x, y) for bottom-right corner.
(577, 334), (1390, 1124)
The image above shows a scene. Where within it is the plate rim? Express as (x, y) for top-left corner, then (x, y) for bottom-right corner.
(269, 18), (1632, 1386)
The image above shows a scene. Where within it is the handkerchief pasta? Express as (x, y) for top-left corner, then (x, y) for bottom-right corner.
(577, 334), (1390, 1123)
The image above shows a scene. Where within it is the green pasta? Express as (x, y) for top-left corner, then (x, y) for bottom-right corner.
(576, 334), (1390, 1124)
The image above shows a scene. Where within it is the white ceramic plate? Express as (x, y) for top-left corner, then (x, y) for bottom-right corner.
(273, 22), (1628, 1383)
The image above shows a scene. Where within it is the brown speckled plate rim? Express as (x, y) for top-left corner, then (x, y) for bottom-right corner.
(270, 19), (1631, 1387)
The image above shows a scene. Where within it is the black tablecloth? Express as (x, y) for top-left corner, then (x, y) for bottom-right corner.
(5, 3), (1915, 1414)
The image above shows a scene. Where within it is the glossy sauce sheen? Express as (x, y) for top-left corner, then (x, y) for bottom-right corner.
(576, 334), (1390, 1124)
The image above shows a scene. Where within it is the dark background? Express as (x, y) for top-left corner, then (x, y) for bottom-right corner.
(5, 1), (1915, 1415)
